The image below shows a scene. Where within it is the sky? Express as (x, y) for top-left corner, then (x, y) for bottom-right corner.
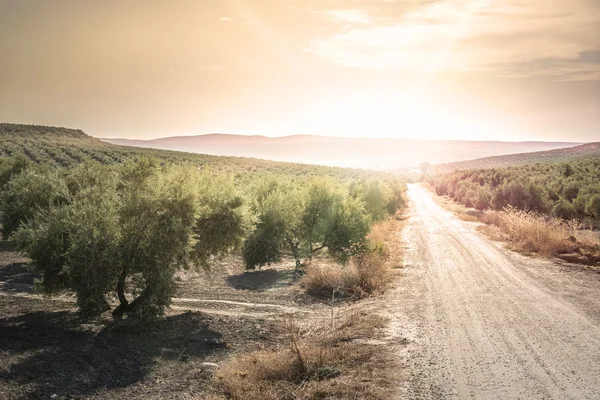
(0, 0), (599, 141)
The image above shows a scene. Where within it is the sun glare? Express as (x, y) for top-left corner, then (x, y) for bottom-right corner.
(288, 93), (485, 141)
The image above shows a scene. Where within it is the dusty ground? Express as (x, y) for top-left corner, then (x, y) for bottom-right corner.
(0, 244), (321, 399)
(0, 295), (285, 400)
(0, 224), (405, 399)
(5, 185), (600, 399)
(389, 184), (600, 399)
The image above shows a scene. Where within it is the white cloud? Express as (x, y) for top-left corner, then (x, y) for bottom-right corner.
(308, 0), (600, 79)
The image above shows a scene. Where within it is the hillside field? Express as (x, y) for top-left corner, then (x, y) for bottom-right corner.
(0, 123), (389, 180)
(432, 142), (600, 174)
(0, 123), (408, 399)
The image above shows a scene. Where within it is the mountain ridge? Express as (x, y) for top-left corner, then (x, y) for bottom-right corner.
(101, 133), (581, 170)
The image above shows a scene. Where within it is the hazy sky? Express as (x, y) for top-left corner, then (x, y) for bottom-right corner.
(1, 0), (599, 141)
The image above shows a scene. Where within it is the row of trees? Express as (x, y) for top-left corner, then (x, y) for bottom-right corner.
(242, 177), (404, 270)
(0, 157), (405, 320)
(429, 159), (600, 220)
(1, 123), (403, 180)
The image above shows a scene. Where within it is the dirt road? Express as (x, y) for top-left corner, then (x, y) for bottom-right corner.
(396, 184), (600, 399)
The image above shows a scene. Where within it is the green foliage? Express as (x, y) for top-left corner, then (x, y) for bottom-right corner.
(301, 179), (341, 255)
(562, 182), (579, 202)
(552, 199), (577, 220)
(243, 184), (303, 270)
(325, 197), (371, 263)
(385, 179), (406, 215)
(242, 218), (284, 270)
(430, 157), (600, 221)
(192, 173), (252, 269)
(14, 206), (73, 295)
(242, 178), (399, 270)
(586, 195), (600, 218)
(349, 179), (394, 222)
(9, 159), (252, 320)
(0, 154), (31, 189)
(1, 168), (69, 238)
(0, 123), (409, 320)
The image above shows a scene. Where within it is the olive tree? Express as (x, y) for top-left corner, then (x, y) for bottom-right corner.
(0, 155), (30, 189)
(325, 196), (371, 263)
(243, 179), (372, 270)
(300, 179), (341, 259)
(243, 185), (302, 269)
(1, 167), (69, 238)
(586, 194), (600, 219)
(12, 159), (251, 320)
(14, 163), (122, 314)
(349, 179), (394, 222)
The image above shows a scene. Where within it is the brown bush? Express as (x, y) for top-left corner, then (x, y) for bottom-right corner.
(300, 218), (399, 298)
(482, 207), (582, 256)
(300, 246), (390, 298)
(212, 314), (392, 400)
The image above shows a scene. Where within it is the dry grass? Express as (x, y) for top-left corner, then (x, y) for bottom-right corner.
(427, 183), (600, 266)
(481, 207), (599, 257)
(424, 183), (482, 222)
(367, 218), (397, 247)
(300, 253), (390, 299)
(205, 218), (406, 399)
(210, 313), (395, 400)
(300, 218), (404, 299)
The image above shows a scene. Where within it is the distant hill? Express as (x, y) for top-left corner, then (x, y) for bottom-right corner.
(0, 123), (388, 179)
(0, 123), (89, 139)
(432, 142), (600, 174)
(102, 134), (580, 170)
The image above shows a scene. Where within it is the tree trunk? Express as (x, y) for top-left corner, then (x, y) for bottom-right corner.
(286, 236), (302, 270)
(126, 289), (150, 314)
(111, 269), (129, 320)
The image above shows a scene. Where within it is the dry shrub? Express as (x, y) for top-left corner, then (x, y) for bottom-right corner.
(300, 218), (400, 298)
(574, 229), (600, 249)
(300, 261), (358, 297)
(482, 207), (581, 256)
(213, 314), (393, 400)
(215, 344), (347, 400)
(301, 250), (390, 298)
(366, 218), (395, 248)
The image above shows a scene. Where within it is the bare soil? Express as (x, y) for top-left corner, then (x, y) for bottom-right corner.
(175, 257), (324, 309)
(0, 295), (286, 400)
(391, 184), (600, 399)
(0, 224), (406, 400)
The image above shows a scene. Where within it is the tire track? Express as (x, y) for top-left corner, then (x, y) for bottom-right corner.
(397, 184), (600, 399)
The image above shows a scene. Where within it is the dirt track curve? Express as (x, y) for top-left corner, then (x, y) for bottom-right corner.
(396, 184), (600, 399)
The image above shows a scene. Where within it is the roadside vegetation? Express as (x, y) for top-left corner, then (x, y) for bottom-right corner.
(428, 158), (600, 264)
(429, 158), (600, 221)
(301, 218), (399, 299)
(211, 313), (395, 400)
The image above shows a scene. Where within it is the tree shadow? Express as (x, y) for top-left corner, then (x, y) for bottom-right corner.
(0, 240), (38, 285)
(0, 240), (16, 252)
(0, 310), (224, 399)
(226, 269), (296, 292)
(0, 280), (35, 294)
